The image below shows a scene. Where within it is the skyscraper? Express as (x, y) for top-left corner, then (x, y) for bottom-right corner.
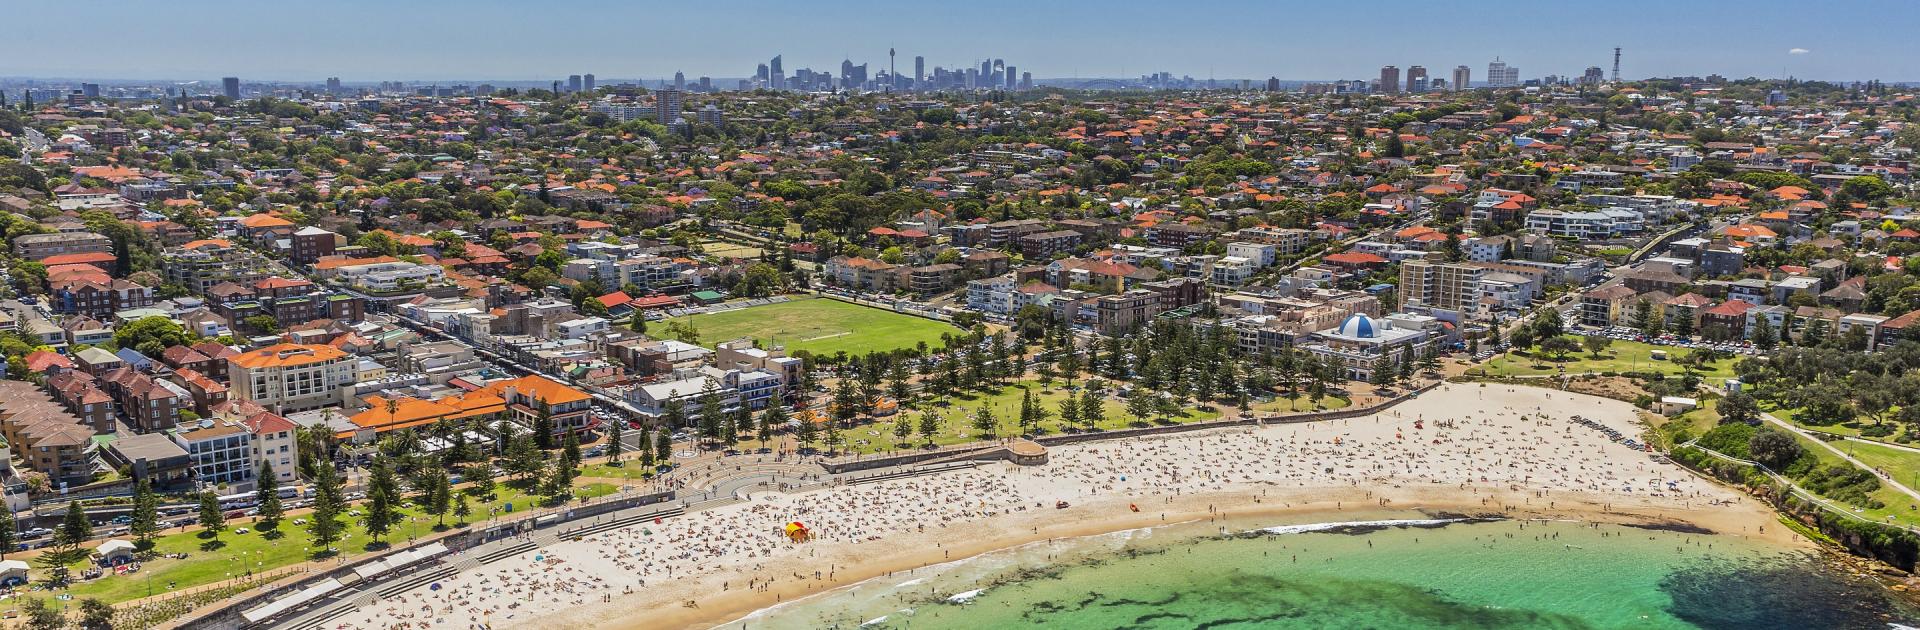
(673, 71), (685, 91)
(583, 73), (595, 92)
(1452, 65), (1471, 91)
(756, 63), (769, 83)
(567, 75), (582, 93)
(1266, 76), (1280, 92)
(770, 55), (785, 90)
(655, 88), (682, 124)
(1487, 58), (1519, 87)
(914, 56), (925, 88)
(1378, 66), (1400, 94)
(325, 77), (341, 95)
(1405, 66), (1428, 93)
(222, 76), (240, 99)
(1581, 66), (1604, 85)
(1005, 65), (1017, 89)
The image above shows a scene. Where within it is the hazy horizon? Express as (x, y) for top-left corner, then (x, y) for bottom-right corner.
(2, 0), (1914, 83)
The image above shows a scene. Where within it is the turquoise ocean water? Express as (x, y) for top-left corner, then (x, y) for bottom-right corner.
(733, 517), (1914, 630)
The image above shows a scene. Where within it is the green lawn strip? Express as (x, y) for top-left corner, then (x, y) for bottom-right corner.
(44, 482), (590, 604)
(579, 462), (660, 480)
(673, 296), (958, 356)
(1835, 439), (1920, 499)
(845, 380), (1226, 455)
(1777, 430), (1920, 529)
(1478, 339), (1736, 382)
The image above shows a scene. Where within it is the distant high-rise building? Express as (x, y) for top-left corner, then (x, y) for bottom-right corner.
(80, 83), (100, 98)
(567, 75), (583, 93)
(698, 76), (711, 92)
(1581, 66), (1604, 85)
(1487, 58), (1519, 87)
(673, 71), (685, 91)
(222, 76), (240, 99)
(325, 77), (342, 95)
(1005, 65), (1017, 89)
(770, 55), (784, 90)
(756, 63), (769, 83)
(914, 56), (925, 87)
(1378, 66), (1400, 93)
(583, 73), (595, 92)
(1452, 65), (1471, 91)
(655, 88), (682, 123)
(1405, 66), (1427, 93)
(1266, 76), (1280, 92)
(1021, 71), (1032, 90)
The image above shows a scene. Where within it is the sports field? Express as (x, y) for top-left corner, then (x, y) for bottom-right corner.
(699, 240), (765, 259)
(673, 296), (959, 356)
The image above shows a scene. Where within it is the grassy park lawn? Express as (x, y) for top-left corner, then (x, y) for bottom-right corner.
(672, 296), (959, 356)
(579, 462), (661, 480)
(1780, 430), (1920, 529)
(1836, 439), (1920, 494)
(1767, 406), (1888, 441)
(1668, 404), (1920, 528)
(1477, 339), (1738, 383)
(40, 481), (598, 604)
(842, 380), (1225, 455)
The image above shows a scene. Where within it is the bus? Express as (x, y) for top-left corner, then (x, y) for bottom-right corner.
(217, 493), (257, 510)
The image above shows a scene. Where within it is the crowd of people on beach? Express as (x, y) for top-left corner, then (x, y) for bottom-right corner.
(327, 384), (1719, 630)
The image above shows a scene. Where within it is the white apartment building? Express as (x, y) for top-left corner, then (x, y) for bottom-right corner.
(227, 343), (357, 413)
(1226, 242), (1278, 268)
(1524, 208), (1644, 240)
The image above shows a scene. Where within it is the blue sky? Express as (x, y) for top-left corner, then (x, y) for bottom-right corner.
(2, 0), (1911, 82)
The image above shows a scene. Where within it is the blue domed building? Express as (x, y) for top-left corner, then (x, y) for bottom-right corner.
(1302, 312), (1435, 381)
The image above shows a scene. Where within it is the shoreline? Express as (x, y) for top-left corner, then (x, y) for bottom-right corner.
(624, 487), (1798, 630)
(332, 383), (1805, 630)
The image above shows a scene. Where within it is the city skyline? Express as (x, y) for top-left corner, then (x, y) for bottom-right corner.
(1, 0), (1913, 82)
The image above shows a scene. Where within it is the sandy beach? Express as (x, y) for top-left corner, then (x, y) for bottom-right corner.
(325, 382), (1798, 630)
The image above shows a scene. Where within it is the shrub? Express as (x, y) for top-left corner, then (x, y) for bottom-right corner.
(1800, 464), (1885, 509)
(1697, 423), (1758, 459)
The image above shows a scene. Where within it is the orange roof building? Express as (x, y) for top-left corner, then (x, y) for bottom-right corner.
(227, 343), (356, 413)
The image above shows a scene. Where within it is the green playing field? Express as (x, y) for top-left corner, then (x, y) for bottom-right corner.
(672, 297), (959, 356)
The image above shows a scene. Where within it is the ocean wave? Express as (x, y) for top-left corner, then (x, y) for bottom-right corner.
(1249, 517), (1477, 535)
(948, 589), (985, 603)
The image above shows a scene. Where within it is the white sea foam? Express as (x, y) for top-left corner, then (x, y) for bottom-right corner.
(947, 589), (984, 603)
